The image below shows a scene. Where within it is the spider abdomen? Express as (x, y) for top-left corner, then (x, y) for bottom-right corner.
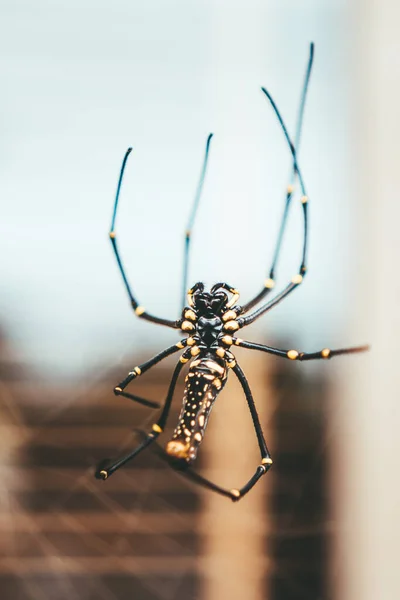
(165, 357), (227, 463)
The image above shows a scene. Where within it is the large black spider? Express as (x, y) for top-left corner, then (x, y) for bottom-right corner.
(95, 44), (368, 501)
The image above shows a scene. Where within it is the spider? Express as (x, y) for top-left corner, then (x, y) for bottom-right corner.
(95, 43), (368, 501)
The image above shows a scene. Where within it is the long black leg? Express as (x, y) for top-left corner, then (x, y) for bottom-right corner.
(242, 43), (314, 313)
(239, 87), (309, 326)
(110, 148), (178, 329)
(235, 339), (370, 361)
(95, 351), (189, 480)
(239, 279), (302, 327)
(181, 134), (214, 309)
(239, 70), (312, 327)
(115, 391), (160, 410)
(149, 437), (269, 501)
(113, 340), (188, 409)
(148, 361), (273, 502)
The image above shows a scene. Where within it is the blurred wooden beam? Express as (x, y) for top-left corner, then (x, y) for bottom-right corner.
(199, 353), (273, 600)
(333, 2), (400, 599)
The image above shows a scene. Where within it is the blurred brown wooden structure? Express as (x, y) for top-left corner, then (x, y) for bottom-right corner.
(0, 332), (330, 600)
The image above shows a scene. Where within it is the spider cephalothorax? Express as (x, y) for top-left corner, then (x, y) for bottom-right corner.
(189, 282), (233, 316)
(95, 43), (369, 501)
(179, 282), (241, 349)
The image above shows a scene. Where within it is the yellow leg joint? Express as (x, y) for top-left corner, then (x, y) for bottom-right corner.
(184, 309), (197, 321)
(291, 274), (303, 285)
(264, 278), (275, 289)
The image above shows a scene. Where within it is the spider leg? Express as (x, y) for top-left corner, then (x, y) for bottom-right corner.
(181, 134), (213, 309)
(95, 351), (188, 480)
(239, 57), (313, 326)
(239, 273), (304, 327)
(147, 361), (272, 502)
(145, 438), (266, 501)
(114, 391), (160, 410)
(112, 340), (188, 408)
(110, 148), (179, 329)
(236, 339), (370, 361)
(242, 43), (314, 313)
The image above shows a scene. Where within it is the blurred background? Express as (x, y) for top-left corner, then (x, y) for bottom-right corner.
(0, 0), (398, 599)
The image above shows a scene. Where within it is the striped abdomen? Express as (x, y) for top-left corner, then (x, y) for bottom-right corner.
(165, 357), (228, 463)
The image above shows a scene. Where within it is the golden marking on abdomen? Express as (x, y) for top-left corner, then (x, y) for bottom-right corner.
(165, 440), (189, 458)
(203, 360), (225, 375)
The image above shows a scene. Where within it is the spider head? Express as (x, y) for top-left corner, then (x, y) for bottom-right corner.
(188, 282), (240, 317)
(189, 282), (230, 317)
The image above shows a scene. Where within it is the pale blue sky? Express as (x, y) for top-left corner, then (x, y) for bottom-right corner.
(0, 0), (361, 377)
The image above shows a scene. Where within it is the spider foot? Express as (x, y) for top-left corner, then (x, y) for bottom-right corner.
(94, 459), (111, 480)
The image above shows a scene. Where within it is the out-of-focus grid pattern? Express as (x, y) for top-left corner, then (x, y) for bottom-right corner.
(1, 355), (201, 599)
(0, 335), (331, 600)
